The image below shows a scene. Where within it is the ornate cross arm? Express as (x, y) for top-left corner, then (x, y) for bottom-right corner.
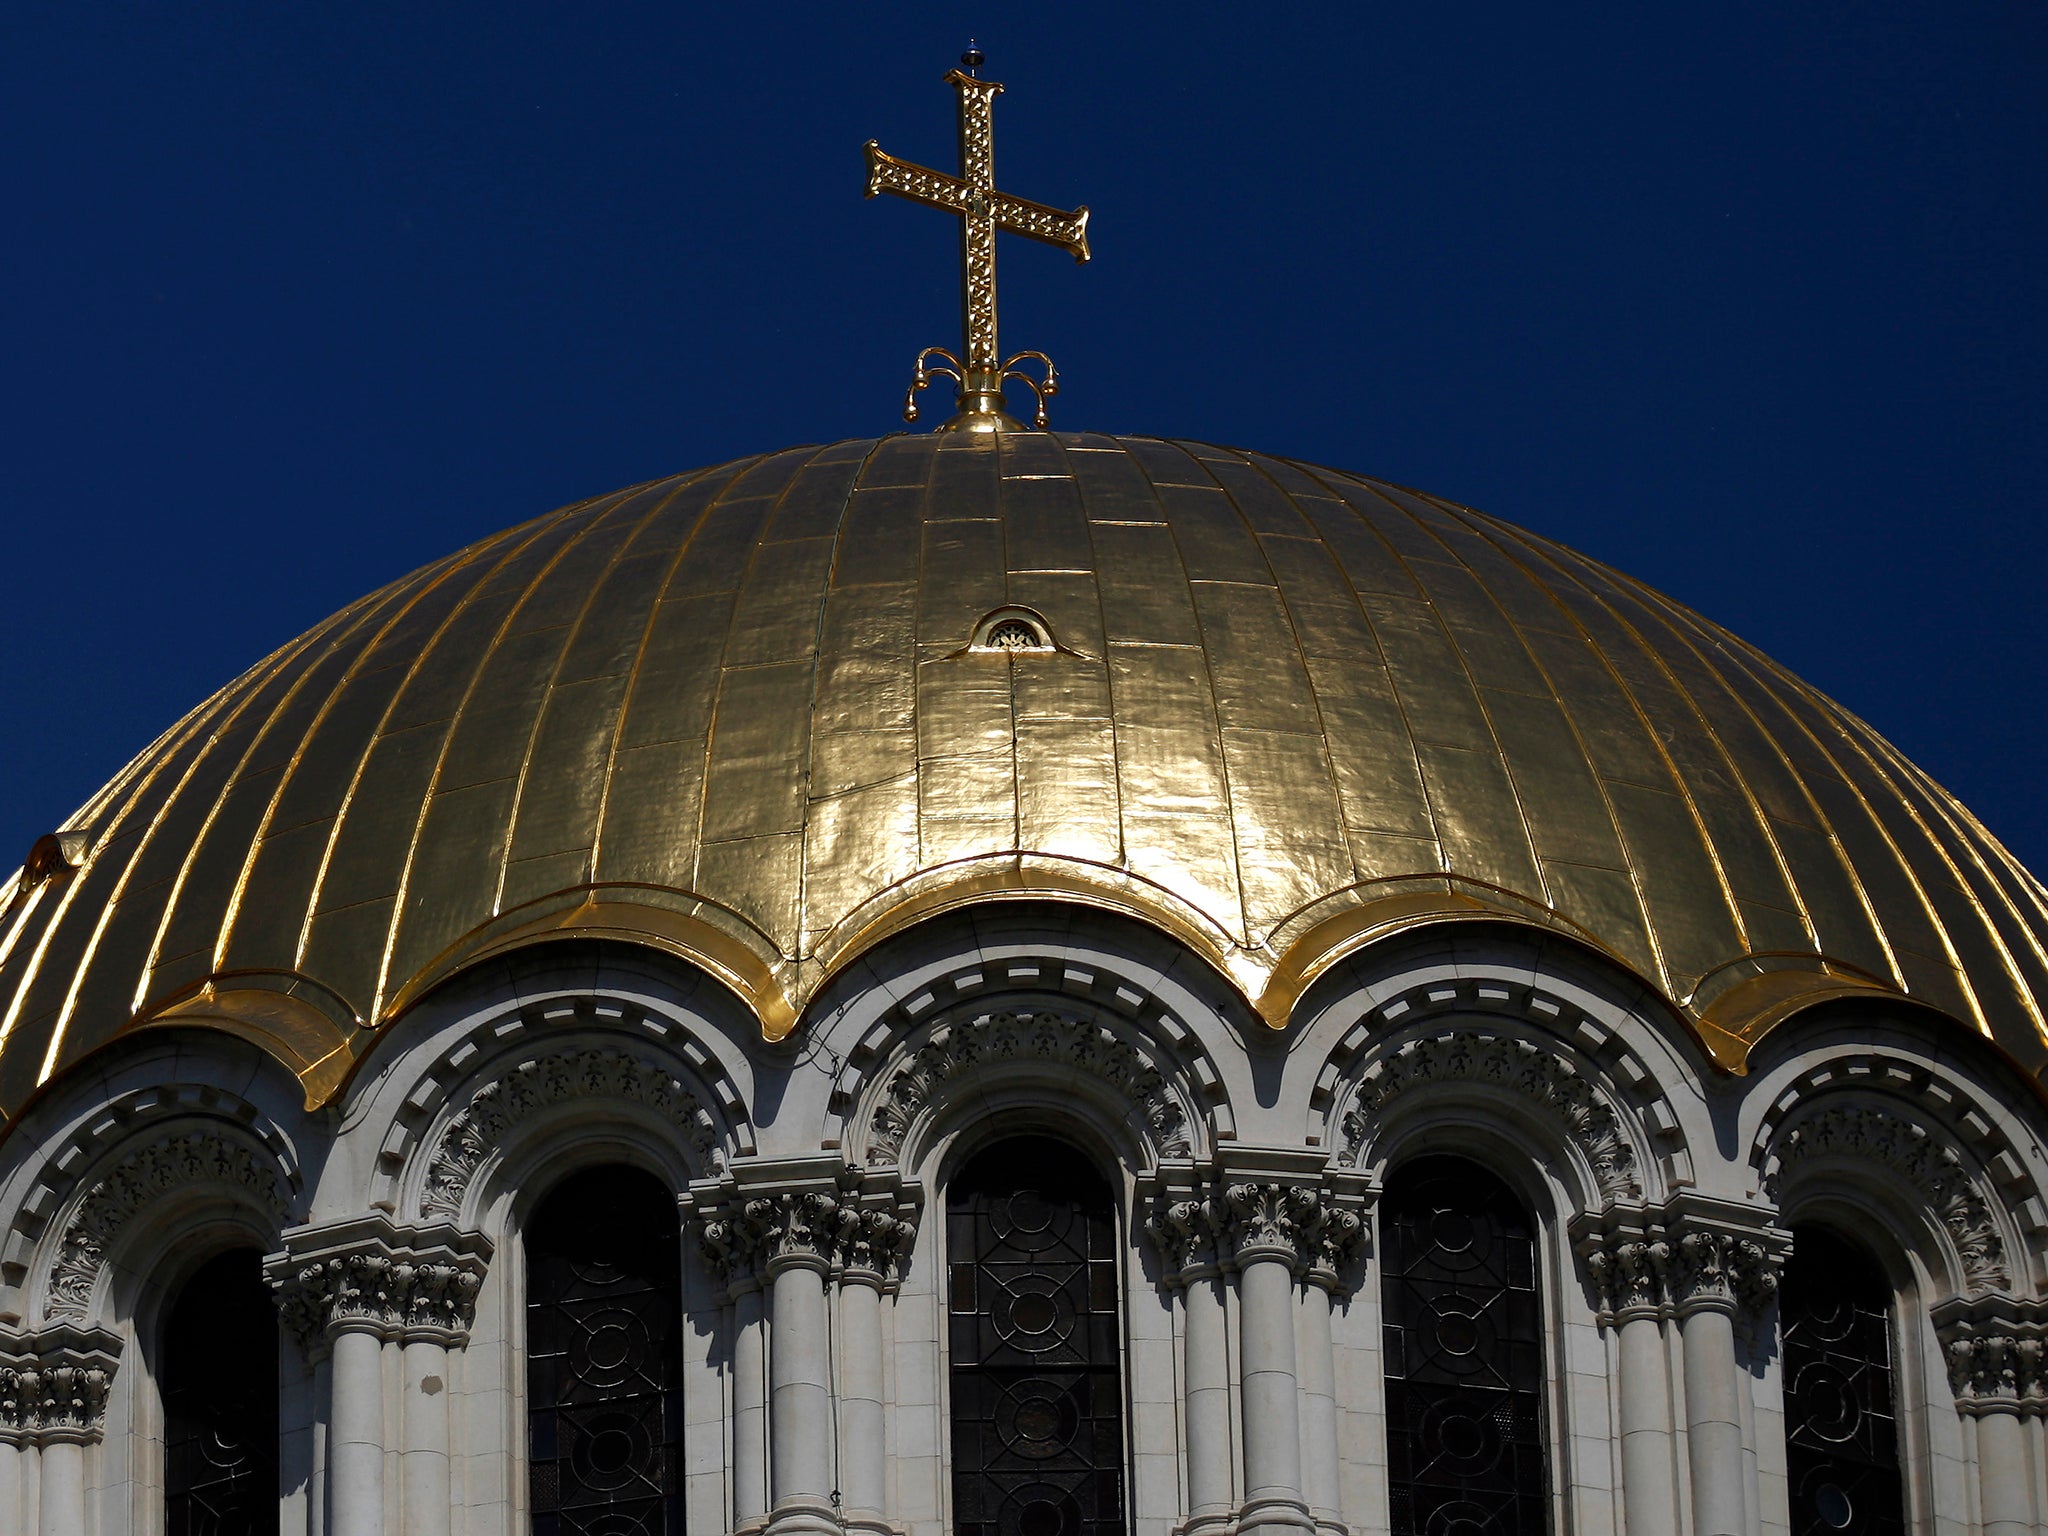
(863, 143), (1091, 263)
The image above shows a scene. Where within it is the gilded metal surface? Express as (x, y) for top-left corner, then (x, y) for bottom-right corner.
(865, 65), (1089, 431)
(4, 433), (2048, 1129)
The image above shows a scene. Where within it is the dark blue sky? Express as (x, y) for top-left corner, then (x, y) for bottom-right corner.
(4, 4), (2044, 879)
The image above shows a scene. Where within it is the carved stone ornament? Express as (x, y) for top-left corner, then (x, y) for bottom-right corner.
(1145, 1177), (1367, 1290)
(0, 1325), (121, 1445)
(267, 1216), (492, 1352)
(1770, 1101), (2009, 1295)
(1341, 1030), (1639, 1202)
(421, 1046), (717, 1219)
(1932, 1295), (2048, 1413)
(693, 1164), (920, 1288)
(47, 1130), (291, 1323)
(1579, 1203), (1785, 1322)
(866, 1011), (1190, 1165)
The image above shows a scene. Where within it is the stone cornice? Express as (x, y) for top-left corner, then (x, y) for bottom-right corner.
(688, 1161), (922, 1291)
(0, 1324), (122, 1446)
(266, 1215), (493, 1354)
(1576, 1196), (1788, 1324)
(1932, 1294), (2048, 1416)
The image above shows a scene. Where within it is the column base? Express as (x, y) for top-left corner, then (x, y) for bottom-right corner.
(841, 1513), (904, 1536)
(764, 1496), (845, 1536)
(1235, 1494), (1316, 1536)
(1174, 1511), (1238, 1536)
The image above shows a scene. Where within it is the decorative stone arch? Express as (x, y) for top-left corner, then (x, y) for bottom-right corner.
(1749, 1050), (2045, 1303)
(378, 993), (756, 1227)
(1317, 975), (1687, 1214)
(828, 955), (1229, 1174)
(1, 1085), (301, 1330)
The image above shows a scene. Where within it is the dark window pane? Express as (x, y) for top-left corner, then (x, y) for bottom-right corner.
(1382, 1156), (1549, 1536)
(164, 1247), (279, 1536)
(949, 1137), (1127, 1536)
(1783, 1226), (1905, 1536)
(526, 1164), (684, 1536)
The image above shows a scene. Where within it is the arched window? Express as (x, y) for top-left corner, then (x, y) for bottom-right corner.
(526, 1164), (684, 1536)
(1381, 1155), (1548, 1536)
(163, 1246), (279, 1536)
(948, 1136), (1126, 1536)
(1782, 1225), (1905, 1536)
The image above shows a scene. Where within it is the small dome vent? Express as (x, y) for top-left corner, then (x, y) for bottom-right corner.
(969, 607), (1056, 654)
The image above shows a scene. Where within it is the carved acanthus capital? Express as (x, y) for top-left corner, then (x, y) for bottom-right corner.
(1221, 1180), (1326, 1266)
(689, 1162), (922, 1290)
(1932, 1295), (2048, 1415)
(1576, 1199), (1786, 1324)
(0, 1324), (122, 1445)
(1144, 1196), (1224, 1280)
(1668, 1227), (1780, 1317)
(267, 1216), (492, 1354)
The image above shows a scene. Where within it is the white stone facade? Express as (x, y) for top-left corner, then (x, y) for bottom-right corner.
(1, 909), (2044, 1536)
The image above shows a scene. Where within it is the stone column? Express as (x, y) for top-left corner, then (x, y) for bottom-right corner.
(0, 1432), (23, 1536)
(268, 1216), (492, 1536)
(1585, 1236), (1681, 1536)
(1668, 1224), (1778, 1536)
(1221, 1181), (1322, 1536)
(1936, 1298), (2048, 1536)
(0, 1326), (119, 1536)
(754, 1188), (849, 1536)
(836, 1202), (916, 1536)
(1297, 1202), (1364, 1536)
(328, 1325), (386, 1536)
(1147, 1196), (1235, 1536)
(401, 1337), (453, 1536)
(732, 1283), (771, 1528)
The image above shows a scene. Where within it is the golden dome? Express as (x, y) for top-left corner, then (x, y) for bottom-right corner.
(5, 432), (2046, 1121)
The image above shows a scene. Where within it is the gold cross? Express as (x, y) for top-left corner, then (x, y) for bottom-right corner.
(864, 54), (1090, 431)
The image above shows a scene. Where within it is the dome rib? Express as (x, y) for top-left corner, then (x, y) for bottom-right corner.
(3, 431), (2045, 1129)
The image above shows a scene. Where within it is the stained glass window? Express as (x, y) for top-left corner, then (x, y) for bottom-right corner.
(163, 1247), (279, 1536)
(1382, 1156), (1549, 1536)
(948, 1137), (1127, 1536)
(1782, 1226), (1905, 1536)
(527, 1165), (685, 1536)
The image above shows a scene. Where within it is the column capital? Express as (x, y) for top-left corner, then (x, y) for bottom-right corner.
(0, 1323), (121, 1446)
(687, 1160), (922, 1291)
(1932, 1293), (2048, 1416)
(1140, 1158), (1370, 1293)
(266, 1214), (493, 1355)
(1574, 1196), (1787, 1324)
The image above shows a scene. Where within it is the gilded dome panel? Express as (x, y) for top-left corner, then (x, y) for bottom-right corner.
(3, 432), (2046, 1123)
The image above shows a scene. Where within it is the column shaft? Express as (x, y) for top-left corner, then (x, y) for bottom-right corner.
(1614, 1314), (1679, 1536)
(1182, 1272), (1235, 1528)
(1296, 1283), (1342, 1532)
(0, 1441), (24, 1536)
(837, 1278), (887, 1525)
(1975, 1409), (2036, 1536)
(1237, 1253), (1311, 1536)
(768, 1261), (838, 1535)
(402, 1338), (451, 1536)
(37, 1440), (82, 1536)
(330, 1326), (387, 1536)
(1678, 1306), (1746, 1536)
(733, 1285), (770, 1527)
